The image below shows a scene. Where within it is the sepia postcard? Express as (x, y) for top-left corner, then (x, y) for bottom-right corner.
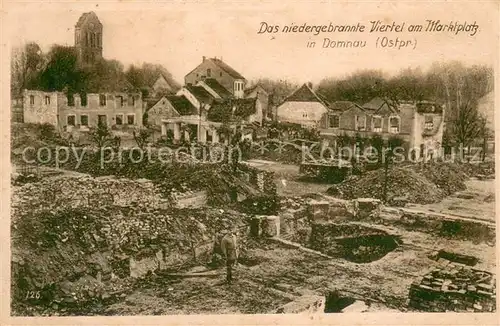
(1, 0), (499, 325)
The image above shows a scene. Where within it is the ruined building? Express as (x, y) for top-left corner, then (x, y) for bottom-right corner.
(23, 90), (143, 130)
(318, 98), (445, 155)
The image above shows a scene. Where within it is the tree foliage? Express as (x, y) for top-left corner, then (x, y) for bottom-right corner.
(252, 78), (299, 106)
(317, 62), (493, 107)
(89, 121), (114, 149)
(12, 42), (181, 97)
(125, 62), (181, 97)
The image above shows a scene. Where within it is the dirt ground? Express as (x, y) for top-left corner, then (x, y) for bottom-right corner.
(103, 225), (495, 315)
(406, 179), (495, 222)
(12, 159), (496, 315)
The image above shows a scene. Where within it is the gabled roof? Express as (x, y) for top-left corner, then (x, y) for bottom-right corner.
(210, 58), (245, 80)
(166, 95), (198, 115)
(244, 84), (269, 96)
(328, 101), (364, 112)
(185, 85), (216, 104)
(75, 12), (102, 28)
(204, 78), (232, 99)
(362, 97), (398, 113)
(283, 83), (329, 106)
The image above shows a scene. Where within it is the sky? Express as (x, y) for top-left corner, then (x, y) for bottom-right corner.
(7, 1), (498, 85)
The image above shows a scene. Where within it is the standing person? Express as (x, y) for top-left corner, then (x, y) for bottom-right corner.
(220, 228), (239, 284)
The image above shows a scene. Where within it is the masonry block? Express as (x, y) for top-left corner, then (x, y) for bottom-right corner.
(260, 215), (280, 238)
(356, 198), (382, 220)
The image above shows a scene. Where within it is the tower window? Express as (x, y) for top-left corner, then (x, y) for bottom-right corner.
(207, 68), (211, 77)
(29, 95), (35, 105)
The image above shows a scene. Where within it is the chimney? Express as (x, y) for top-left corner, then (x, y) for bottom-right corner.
(307, 82), (313, 88)
(202, 56), (206, 62)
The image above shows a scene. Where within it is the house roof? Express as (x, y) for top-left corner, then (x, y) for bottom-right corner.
(204, 78), (232, 99)
(328, 101), (363, 112)
(75, 12), (102, 28)
(244, 84), (269, 96)
(185, 85), (216, 104)
(208, 98), (257, 123)
(283, 83), (329, 106)
(362, 97), (398, 113)
(210, 58), (246, 80)
(166, 95), (198, 115)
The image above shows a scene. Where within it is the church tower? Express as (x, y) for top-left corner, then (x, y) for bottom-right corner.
(75, 12), (103, 67)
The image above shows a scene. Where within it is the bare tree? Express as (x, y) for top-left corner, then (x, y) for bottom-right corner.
(450, 99), (483, 158)
(10, 42), (44, 96)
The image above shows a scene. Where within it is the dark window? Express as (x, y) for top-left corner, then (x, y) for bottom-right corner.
(67, 94), (75, 106)
(329, 115), (340, 128)
(131, 96), (136, 107)
(99, 94), (107, 106)
(207, 68), (211, 77)
(356, 115), (366, 131)
(80, 115), (89, 126)
(98, 115), (107, 126)
(127, 114), (135, 125)
(390, 116), (400, 133)
(29, 95), (35, 105)
(425, 115), (434, 130)
(67, 115), (76, 126)
(115, 115), (123, 125)
(373, 116), (382, 132)
(81, 94), (87, 106)
(220, 72), (223, 77)
(116, 96), (124, 107)
(44, 96), (50, 105)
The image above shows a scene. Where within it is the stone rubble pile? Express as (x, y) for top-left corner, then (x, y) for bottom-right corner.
(327, 163), (469, 205)
(11, 176), (170, 219)
(11, 177), (248, 313)
(409, 260), (496, 312)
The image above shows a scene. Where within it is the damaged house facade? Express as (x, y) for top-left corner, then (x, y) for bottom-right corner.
(147, 56), (269, 143)
(319, 97), (445, 154)
(23, 90), (144, 130)
(277, 83), (445, 155)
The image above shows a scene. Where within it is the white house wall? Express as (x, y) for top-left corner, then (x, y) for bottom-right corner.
(277, 101), (328, 127)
